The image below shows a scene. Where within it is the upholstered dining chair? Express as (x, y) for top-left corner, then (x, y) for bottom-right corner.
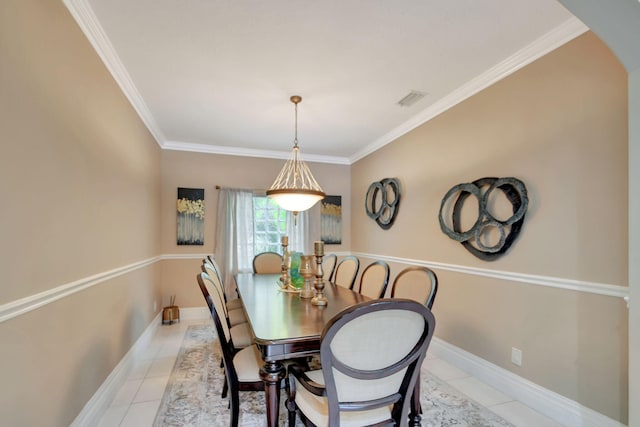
(205, 255), (243, 311)
(199, 271), (253, 349)
(197, 272), (264, 427)
(201, 261), (246, 326)
(321, 253), (338, 282)
(285, 298), (436, 427)
(390, 266), (438, 309)
(390, 266), (439, 418)
(332, 255), (359, 290)
(253, 251), (283, 274)
(355, 260), (390, 299)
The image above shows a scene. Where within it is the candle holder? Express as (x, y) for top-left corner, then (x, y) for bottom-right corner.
(299, 255), (315, 298)
(311, 241), (328, 306)
(280, 236), (290, 289)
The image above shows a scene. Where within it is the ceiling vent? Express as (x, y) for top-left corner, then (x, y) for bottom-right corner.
(397, 90), (427, 107)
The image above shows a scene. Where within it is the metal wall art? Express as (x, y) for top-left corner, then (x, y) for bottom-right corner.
(438, 177), (528, 261)
(365, 177), (401, 230)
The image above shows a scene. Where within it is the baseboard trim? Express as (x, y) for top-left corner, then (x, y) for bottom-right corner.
(72, 308), (209, 426)
(71, 311), (162, 427)
(430, 338), (626, 427)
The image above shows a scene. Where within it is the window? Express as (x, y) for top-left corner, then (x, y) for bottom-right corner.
(253, 196), (287, 254)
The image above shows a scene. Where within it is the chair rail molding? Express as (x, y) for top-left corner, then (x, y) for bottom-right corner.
(0, 256), (161, 324)
(352, 252), (629, 299)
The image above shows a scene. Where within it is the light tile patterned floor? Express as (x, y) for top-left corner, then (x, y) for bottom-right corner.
(97, 319), (564, 427)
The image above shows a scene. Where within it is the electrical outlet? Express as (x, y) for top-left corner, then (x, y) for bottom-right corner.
(511, 347), (522, 366)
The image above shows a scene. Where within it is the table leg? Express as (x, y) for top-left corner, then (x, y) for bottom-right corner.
(260, 360), (286, 427)
(408, 377), (422, 426)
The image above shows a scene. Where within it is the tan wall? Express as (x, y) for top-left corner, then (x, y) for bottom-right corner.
(0, 0), (162, 425)
(160, 150), (351, 307)
(351, 32), (628, 422)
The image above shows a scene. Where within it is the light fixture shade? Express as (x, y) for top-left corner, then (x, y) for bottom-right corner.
(267, 146), (325, 212)
(267, 190), (325, 212)
(266, 96), (325, 213)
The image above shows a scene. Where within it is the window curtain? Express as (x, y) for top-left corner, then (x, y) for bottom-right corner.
(215, 188), (321, 298)
(286, 203), (321, 254)
(214, 188), (255, 299)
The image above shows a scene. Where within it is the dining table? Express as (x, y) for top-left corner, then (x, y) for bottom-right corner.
(234, 272), (424, 427)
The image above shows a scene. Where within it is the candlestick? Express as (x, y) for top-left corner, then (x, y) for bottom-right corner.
(311, 251), (327, 306)
(299, 255), (314, 298)
(280, 237), (289, 289)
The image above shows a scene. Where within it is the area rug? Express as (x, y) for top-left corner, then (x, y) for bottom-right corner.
(154, 324), (514, 427)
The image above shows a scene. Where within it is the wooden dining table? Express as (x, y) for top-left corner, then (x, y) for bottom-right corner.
(234, 272), (424, 427)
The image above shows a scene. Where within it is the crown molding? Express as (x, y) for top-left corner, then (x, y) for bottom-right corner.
(63, 2), (588, 164)
(349, 17), (589, 164)
(63, 0), (167, 147)
(163, 141), (351, 165)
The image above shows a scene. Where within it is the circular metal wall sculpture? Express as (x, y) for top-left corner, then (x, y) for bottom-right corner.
(438, 177), (528, 261)
(365, 177), (401, 230)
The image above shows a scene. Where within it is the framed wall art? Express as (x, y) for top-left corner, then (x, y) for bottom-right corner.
(321, 195), (342, 244)
(177, 187), (205, 245)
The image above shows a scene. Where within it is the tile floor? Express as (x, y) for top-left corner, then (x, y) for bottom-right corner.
(97, 318), (564, 427)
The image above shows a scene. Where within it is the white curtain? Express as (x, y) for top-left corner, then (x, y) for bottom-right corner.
(286, 203), (321, 254)
(215, 188), (321, 298)
(214, 188), (254, 299)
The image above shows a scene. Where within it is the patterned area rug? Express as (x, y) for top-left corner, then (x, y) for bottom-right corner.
(154, 324), (514, 427)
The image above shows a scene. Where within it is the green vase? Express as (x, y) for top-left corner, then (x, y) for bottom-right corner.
(289, 252), (304, 289)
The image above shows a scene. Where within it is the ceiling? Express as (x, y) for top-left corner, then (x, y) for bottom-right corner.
(67, 0), (586, 164)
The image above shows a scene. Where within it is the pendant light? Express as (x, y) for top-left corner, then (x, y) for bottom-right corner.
(266, 95), (325, 216)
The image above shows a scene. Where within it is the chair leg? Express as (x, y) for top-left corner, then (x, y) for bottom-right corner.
(285, 398), (297, 427)
(230, 390), (240, 427)
(222, 375), (229, 398)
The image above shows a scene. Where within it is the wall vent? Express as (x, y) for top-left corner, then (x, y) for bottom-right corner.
(397, 90), (427, 107)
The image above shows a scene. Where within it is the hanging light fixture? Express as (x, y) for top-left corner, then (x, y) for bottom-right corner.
(267, 95), (325, 216)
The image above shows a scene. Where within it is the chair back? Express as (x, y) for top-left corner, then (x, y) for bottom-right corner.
(333, 255), (359, 289)
(253, 251), (283, 274)
(320, 299), (435, 426)
(322, 253), (338, 281)
(200, 272), (231, 340)
(197, 272), (231, 343)
(357, 260), (390, 299)
(197, 272), (240, 392)
(391, 266), (438, 309)
(204, 256), (222, 277)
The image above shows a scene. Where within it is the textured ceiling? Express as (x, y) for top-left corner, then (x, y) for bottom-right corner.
(68, 0), (586, 164)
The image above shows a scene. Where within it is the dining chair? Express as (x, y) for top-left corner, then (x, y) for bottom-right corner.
(253, 251), (283, 274)
(390, 266), (439, 419)
(197, 272), (264, 427)
(205, 256), (244, 311)
(355, 260), (390, 299)
(332, 255), (359, 290)
(285, 298), (436, 427)
(199, 271), (252, 349)
(390, 266), (438, 309)
(321, 253), (337, 282)
(201, 262), (247, 326)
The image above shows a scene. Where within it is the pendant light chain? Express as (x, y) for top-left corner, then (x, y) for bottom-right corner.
(266, 95), (325, 214)
(293, 100), (299, 148)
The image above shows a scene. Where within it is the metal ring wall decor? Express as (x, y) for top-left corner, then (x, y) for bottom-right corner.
(365, 178), (401, 229)
(438, 177), (528, 261)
